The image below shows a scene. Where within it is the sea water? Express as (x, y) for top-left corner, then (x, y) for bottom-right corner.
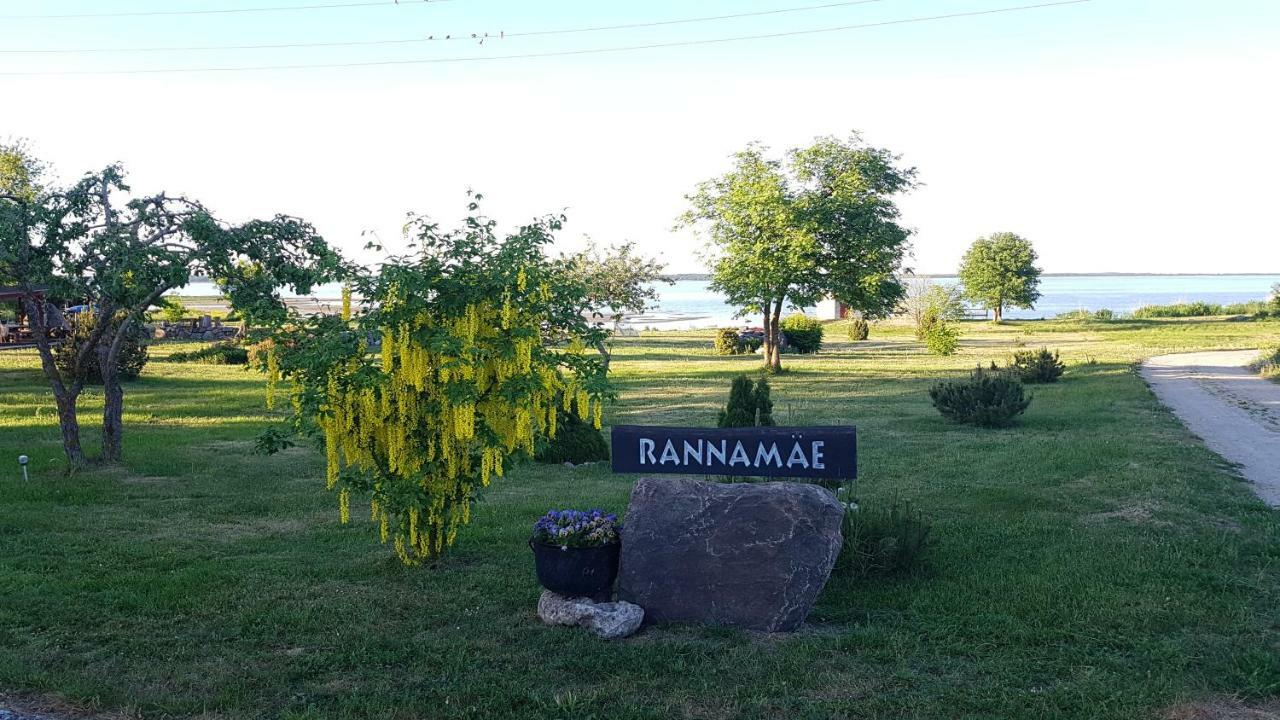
(175, 275), (1280, 329)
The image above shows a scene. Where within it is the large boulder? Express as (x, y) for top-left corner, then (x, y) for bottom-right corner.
(618, 477), (843, 632)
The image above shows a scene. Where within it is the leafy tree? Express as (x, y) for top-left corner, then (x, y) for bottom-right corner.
(559, 240), (668, 371)
(0, 139), (48, 203)
(681, 133), (916, 372)
(0, 161), (341, 466)
(957, 233), (1041, 322)
(261, 196), (609, 565)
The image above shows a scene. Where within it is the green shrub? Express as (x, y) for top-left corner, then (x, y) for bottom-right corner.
(1133, 301), (1223, 318)
(714, 328), (763, 355)
(833, 498), (932, 579)
(1134, 300), (1276, 319)
(1252, 346), (1280, 382)
(714, 328), (742, 355)
(1010, 347), (1065, 383)
(923, 322), (959, 356)
(157, 297), (188, 324)
(1060, 308), (1117, 322)
(54, 314), (149, 383)
(848, 318), (869, 341)
(534, 407), (610, 465)
(780, 314), (823, 354)
(1221, 301), (1268, 316)
(903, 282), (965, 340)
(717, 375), (775, 428)
(929, 366), (1031, 427)
(168, 342), (250, 365)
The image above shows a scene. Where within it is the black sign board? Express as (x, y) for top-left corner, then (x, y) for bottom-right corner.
(611, 425), (856, 482)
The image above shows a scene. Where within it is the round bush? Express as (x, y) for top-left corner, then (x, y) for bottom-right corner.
(1010, 347), (1065, 384)
(714, 328), (742, 356)
(780, 314), (824, 354)
(929, 366), (1031, 427)
(535, 409), (610, 465)
(54, 314), (149, 383)
(923, 323), (959, 356)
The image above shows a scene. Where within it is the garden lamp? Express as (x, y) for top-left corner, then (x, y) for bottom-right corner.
(18, 455), (28, 482)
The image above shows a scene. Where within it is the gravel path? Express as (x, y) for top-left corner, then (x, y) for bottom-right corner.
(1141, 350), (1280, 507)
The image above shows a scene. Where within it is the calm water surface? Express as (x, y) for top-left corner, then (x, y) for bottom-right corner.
(177, 275), (1280, 329)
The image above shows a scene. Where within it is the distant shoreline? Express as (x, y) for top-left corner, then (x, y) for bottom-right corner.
(186, 271), (1280, 283)
(664, 272), (1280, 281)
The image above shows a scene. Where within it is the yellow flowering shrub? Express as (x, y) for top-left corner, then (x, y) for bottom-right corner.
(263, 200), (608, 565)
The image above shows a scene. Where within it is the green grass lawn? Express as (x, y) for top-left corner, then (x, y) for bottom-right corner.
(2, 318), (1279, 719)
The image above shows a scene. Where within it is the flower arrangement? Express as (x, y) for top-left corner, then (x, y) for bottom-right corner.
(532, 509), (621, 549)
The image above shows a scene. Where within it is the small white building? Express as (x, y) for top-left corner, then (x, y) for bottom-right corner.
(814, 297), (848, 320)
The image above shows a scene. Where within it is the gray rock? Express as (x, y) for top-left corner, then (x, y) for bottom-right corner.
(618, 477), (844, 632)
(537, 590), (644, 640)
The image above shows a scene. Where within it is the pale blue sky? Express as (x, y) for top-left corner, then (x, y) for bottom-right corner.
(2, 0), (1277, 273)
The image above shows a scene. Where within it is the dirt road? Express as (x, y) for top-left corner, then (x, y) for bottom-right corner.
(1140, 350), (1280, 507)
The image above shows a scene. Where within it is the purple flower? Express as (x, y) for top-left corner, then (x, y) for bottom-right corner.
(530, 508), (621, 548)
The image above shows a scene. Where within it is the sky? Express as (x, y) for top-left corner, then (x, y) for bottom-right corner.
(1, 0), (1277, 275)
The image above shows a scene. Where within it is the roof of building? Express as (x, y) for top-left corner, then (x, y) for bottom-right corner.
(0, 286), (48, 302)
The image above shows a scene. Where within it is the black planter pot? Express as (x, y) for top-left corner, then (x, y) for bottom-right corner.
(530, 540), (621, 598)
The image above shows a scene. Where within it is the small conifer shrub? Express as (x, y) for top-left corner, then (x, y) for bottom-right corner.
(1010, 347), (1065, 383)
(848, 318), (870, 341)
(754, 377), (775, 426)
(929, 366), (1031, 427)
(717, 375), (776, 428)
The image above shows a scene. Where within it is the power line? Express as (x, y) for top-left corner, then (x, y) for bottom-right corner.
(0, 0), (1093, 77)
(0, 0), (892, 54)
(0, 0), (448, 21)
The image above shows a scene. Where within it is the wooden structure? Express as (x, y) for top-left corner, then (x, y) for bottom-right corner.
(0, 286), (70, 345)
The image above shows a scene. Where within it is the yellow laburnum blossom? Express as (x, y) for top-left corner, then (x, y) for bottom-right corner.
(294, 290), (603, 567)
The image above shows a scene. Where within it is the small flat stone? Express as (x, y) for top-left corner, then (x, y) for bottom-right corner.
(537, 590), (644, 640)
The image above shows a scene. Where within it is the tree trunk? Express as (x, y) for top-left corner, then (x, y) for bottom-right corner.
(760, 300), (776, 372)
(55, 391), (86, 467)
(98, 323), (130, 464)
(993, 305), (1003, 323)
(594, 338), (612, 374)
(100, 374), (125, 463)
(23, 296), (87, 466)
(768, 298), (784, 373)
